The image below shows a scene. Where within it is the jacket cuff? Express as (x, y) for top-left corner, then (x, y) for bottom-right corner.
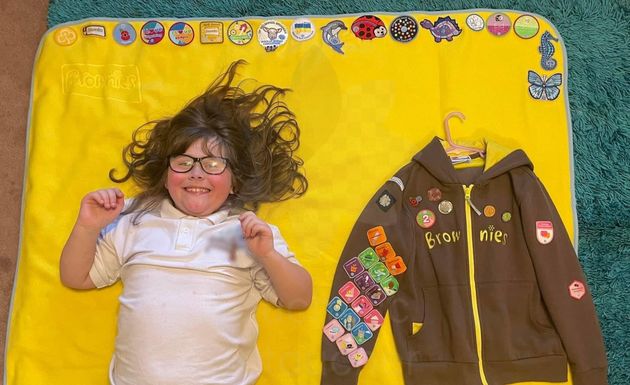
(572, 367), (608, 385)
(321, 361), (360, 385)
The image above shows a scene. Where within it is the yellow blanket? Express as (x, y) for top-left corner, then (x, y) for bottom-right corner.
(8, 10), (575, 385)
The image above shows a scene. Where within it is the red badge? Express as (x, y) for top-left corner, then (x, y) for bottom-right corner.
(569, 280), (586, 300)
(536, 221), (554, 244)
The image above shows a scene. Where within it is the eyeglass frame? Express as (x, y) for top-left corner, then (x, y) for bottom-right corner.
(168, 154), (230, 175)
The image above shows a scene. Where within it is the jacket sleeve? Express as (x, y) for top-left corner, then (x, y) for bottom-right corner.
(321, 164), (415, 385)
(515, 168), (608, 385)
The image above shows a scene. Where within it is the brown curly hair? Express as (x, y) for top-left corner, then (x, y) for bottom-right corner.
(110, 60), (308, 222)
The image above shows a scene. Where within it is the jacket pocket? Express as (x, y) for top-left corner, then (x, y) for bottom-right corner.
(404, 285), (476, 363)
(477, 281), (563, 361)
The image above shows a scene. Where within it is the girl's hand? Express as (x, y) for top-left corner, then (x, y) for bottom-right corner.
(76, 188), (125, 231)
(239, 211), (274, 259)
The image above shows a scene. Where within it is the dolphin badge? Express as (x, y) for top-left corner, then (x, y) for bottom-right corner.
(321, 20), (347, 54)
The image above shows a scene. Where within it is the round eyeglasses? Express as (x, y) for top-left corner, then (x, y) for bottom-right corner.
(168, 154), (229, 175)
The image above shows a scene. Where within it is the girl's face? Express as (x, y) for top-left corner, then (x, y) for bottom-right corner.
(165, 138), (233, 217)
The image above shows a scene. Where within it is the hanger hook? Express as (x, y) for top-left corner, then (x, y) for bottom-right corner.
(444, 111), (466, 143)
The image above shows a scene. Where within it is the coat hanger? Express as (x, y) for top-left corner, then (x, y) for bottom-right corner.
(443, 111), (485, 158)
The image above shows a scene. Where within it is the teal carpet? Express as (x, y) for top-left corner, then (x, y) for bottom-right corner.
(47, 0), (629, 384)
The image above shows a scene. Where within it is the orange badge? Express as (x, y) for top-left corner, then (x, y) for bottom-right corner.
(375, 242), (396, 262)
(386, 256), (407, 275)
(367, 226), (387, 246)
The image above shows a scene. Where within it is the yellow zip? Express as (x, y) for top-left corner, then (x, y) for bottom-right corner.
(463, 184), (489, 385)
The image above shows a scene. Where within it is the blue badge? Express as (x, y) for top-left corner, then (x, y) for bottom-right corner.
(539, 31), (559, 70)
(321, 20), (347, 54)
(113, 23), (136, 46)
(326, 296), (348, 318)
(351, 322), (374, 345)
(339, 308), (361, 331)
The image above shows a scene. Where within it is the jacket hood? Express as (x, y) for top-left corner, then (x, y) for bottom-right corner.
(412, 136), (533, 185)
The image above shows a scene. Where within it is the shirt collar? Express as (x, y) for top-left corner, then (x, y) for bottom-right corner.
(159, 199), (231, 225)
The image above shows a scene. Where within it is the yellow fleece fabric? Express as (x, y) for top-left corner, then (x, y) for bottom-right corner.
(8, 11), (575, 385)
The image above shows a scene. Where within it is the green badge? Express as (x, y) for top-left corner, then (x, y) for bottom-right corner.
(358, 247), (379, 269)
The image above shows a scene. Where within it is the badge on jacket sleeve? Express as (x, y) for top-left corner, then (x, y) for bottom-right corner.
(569, 280), (586, 300)
(536, 221), (554, 244)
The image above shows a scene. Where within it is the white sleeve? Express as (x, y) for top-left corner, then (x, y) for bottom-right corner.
(88, 216), (125, 288)
(251, 225), (300, 306)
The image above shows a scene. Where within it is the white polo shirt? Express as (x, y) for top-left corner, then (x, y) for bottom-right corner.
(89, 199), (299, 385)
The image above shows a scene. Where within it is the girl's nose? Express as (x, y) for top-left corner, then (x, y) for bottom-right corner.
(188, 162), (205, 178)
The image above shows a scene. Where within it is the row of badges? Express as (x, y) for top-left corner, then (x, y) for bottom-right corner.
(323, 225), (407, 368)
(54, 12), (544, 51)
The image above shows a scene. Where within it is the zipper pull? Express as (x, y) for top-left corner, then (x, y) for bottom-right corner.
(463, 185), (482, 216)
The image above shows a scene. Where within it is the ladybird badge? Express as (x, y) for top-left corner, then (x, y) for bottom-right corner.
(351, 15), (388, 40)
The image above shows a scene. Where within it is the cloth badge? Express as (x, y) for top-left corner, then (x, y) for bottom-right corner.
(427, 187), (442, 201)
(386, 256), (407, 275)
(380, 275), (399, 296)
(351, 323), (374, 345)
(528, 70), (562, 101)
(502, 212), (512, 222)
(339, 281), (361, 304)
(291, 18), (315, 41)
(569, 280), (586, 300)
(416, 209), (436, 229)
(364, 309), (384, 331)
(82, 25), (105, 37)
(466, 14), (485, 31)
(53, 27), (77, 46)
(539, 31), (559, 70)
(169, 22), (195, 46)
(366, 285), (387, 306)
(113, 23), (136, 45)
(258, 20), (288, 52)
(351, 295), (374, 317)
(358, 247), (379, 268)
(487, 12), (511, 36)
(536, 220), (554, 244)
(199, 21), (223, 43)
(339, 308), (361, 331)
(376, 189), (396, 212)
(514, 14), (539, 39)
(326, 296), (348, 318)
(348, 347), (369, 367)
(367, 226), (387, 246)
(354, 271), (376, 292)
(351, 15), (387, 40)
(390, 15), (418, 43)
(227, 20), (253, 45)
(388, 176), (405, 191)
(375, 242), (396, 262)
(321, 20), (347, 54)
(140, 21), (165, 45)
(420, 16), (462, 42)
(368, 262), (390, 283)
(323, 319), (345, 342)
(343, 257), (365, 278)
(335, 333), (358, 355)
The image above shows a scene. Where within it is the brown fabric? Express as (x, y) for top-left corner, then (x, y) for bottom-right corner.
(0, 0), (49, 378)
(321, 138), (608, 385)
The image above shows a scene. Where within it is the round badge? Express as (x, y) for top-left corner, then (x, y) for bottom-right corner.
(390, 15), (418, 43)
(54, 27), (78, 46)
(141, 20), (165, 45)
(113, 23), (137, 46)
(438, 200), (453, 215)
(169, 22), (194, 46)
(487, 13), (511, 36)
(466, 14), (485, 32)
(484, 205), (496, 217)
(502, 212), (512, 222)
(258, 20), (288, 51)
(291, 18), (315, 41)
(427, 187), (442, 202)
(513, 14), (539, 39)
(417, 209), (436, 229)
(227, 20), (253, 45)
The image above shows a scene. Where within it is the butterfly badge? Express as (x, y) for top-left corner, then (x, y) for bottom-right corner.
(527, 70), (562, 101)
